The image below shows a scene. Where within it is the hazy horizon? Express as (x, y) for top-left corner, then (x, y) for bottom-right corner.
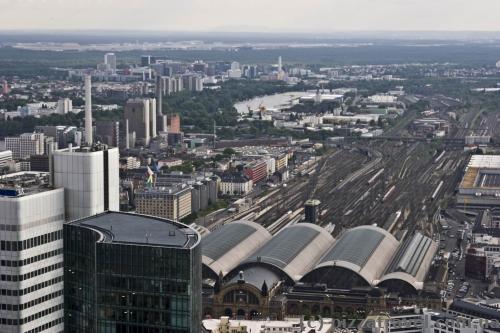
(1, 0), (500, 33)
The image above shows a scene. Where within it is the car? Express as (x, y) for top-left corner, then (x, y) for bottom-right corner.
(463, 282), (470, 286)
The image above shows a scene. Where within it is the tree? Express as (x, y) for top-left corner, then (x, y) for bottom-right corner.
(223, 148), (236, 156)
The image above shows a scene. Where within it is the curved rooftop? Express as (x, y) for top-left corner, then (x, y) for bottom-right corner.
(67, 211), (200, 249)
(379, 232), (437, 291)
(201, 220), (272, 278)
(302, 225), (399, 287)
(238, 223), (334, 282)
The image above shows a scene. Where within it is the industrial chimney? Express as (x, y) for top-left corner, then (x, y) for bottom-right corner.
(84, 75), (93, 146)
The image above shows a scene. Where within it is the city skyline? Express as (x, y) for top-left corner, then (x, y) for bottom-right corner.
(0, 0), (499, 32)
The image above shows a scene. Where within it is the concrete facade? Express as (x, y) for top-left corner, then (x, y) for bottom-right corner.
(53, 146), (119, 221)
(0, 175), (65, 333)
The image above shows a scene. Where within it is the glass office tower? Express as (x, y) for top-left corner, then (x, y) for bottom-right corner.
(64, 212), (201, 333)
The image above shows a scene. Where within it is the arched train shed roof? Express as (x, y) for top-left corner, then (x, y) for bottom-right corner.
(201, 220), (272, 278)
(237, 223), (334, 282)
(379, 232), (437, 291)
(303, 225), (399, 287)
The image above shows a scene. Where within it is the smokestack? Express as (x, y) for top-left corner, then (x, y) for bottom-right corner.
(156, 75), (162, 117)
(84, 75), (93, 145)
(143, 99), (150, 146)
(162, 115), (168, 132)
(125, 119), (130, 149)
(48, 141), (54, 186)
(150, 98), (157, 138)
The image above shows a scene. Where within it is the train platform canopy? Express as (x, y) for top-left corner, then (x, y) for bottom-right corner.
(379, 232), (438, 293)
(201, 220), (272, 279)
(300, 225), (399, 289)
(234, 223), (335, 283)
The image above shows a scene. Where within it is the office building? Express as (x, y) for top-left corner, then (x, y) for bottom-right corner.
(219, 173), (253, 196)
(243, 159), (268, 184)
(160, 76), (184, 95)
(95, 120), (119, 147)
(53, 144), (119, 221)
(124, 98), (158, 146)
(56, 98), (72, 114)
(192, 61), (207, 74)
(30, 154), (49, 172)
(2, 80), (9, 95)
(168, 114), (181, 133)
(153, 172), (218, 214)
(35, 125), (79, 149)
(243, 65), (258, 79)
(104, 53), (117, 72)
(119, 156), (141, 170)
(275, 154), (288, 170)
(141, 55), (152, 67)
(181, 74), (203, 92)
(0, 172), (65, 333)
(304, 199), (321, 223)
(227, 62), (242, 79)
(5, 133), (45, 159)
(135, 185), (192, 221)
(64, 212), (201, 333)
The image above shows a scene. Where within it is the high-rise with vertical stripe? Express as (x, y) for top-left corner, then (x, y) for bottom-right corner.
(0, 172), (65, 333)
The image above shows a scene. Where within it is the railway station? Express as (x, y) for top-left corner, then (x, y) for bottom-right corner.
(200, 221), (438, 319)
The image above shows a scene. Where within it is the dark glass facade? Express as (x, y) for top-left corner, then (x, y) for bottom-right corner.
(64, 224), (201, 333)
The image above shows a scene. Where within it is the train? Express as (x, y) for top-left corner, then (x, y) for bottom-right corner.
(434, 150), (446, 164)
(381, 185), (396, 203)
(430, 180), (444, 201)
(367, 168), (384, 185)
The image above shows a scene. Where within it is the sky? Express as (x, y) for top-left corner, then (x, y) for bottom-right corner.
(0, 0), (499, 32)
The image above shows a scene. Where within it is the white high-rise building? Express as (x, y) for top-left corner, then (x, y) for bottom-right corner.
(5, 133), (45, 159)
(104, 53), (117, 72)
(0, 172), (65, 333)
(56, 98), (72, 114)
(231, 62), (240, 70)
(228, 61), (242, 78)
(53, 145), (119, 221)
